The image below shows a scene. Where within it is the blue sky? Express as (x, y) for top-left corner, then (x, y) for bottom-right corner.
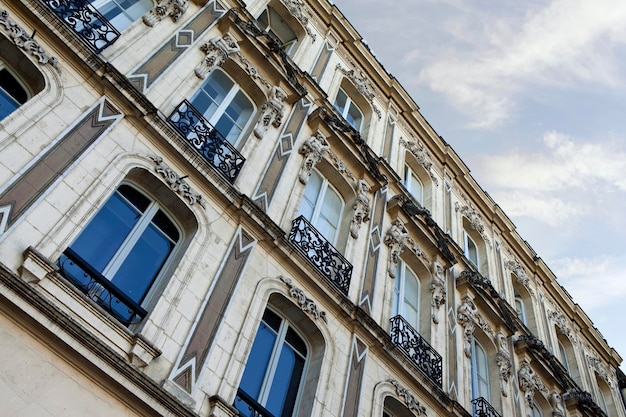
(336, 0), (626, 365)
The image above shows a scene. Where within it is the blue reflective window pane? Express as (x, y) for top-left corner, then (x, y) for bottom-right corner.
(0, 87), (19, 120)
(239, 322), (277, 400)
(265, 344), (305, 417)
(71, 192), (139, 272)
(111, 222), (173, 304)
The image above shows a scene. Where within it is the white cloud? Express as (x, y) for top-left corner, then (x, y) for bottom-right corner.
(472, 131), (626, 225)
(419, 0), (626, 127)
(549, 255), (626, 310)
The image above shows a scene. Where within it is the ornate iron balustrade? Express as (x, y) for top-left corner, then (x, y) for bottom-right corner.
(389, 315), (442, 386)
(288, 215), (352, 295)
(472, 397), (502, 417)
(234, 389), (275, 417)
(57, 247), (148, 325)
(167, 99), (245, 183)
(40, 0), (120, 53)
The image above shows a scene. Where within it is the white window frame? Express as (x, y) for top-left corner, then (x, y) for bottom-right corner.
(298, 170), (344, 245)
(392, 261), (420, 332)
(403, 165), (424, 205)
(334, 87), (363, 131)
(471, 340), (491, 402)
(464, 233), (479, 267)
(514, 295), (527, 324)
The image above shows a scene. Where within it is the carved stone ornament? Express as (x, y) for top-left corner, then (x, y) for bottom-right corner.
(350, 179), (371, 239)
(0, 9), (59, 70)
(298, 132), (329, 184)
(383, 219), (408, 278)
(279, 276), (327, 322)
(282, 0), (316, 40)
(547, 310), (576, 343)
(549, 391), (565, 417)
(253, 86), (287, 139)
(455, 201), (491, 246)
(496, 332), (512, 397)
(457, 296), (478, 358)
(388, 380), (427, 416)
(518, 360), (547, 415)
(336, 64), (382, 119)
(142, 0), (188, 27)
(399, 137), (439, 185)
(587, 355), (613, 387)
(195, 34), (240, 79)
(430, 263), (446, 324)
(326, 150), (356, 182)
(504, 259), (531, 290)
(150, 156), (205, 208)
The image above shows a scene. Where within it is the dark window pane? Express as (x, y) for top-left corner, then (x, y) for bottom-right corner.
(285, 327), (307, 357)
(0, 69), (27, 104)
(118, 184), (150, 212)
(152, 209), (179, 242)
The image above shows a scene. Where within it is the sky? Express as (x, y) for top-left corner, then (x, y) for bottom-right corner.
(335, 0), (626, 368)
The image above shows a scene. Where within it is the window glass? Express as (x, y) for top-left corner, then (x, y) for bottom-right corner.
(466, 235), (478, 266)
(237, 309), (307, 417)
(91, 0), (153, 31)
(62, 184), (179, 321)
(472, 341), (490, 402)
(297, 170), (343, 244)
(190, 69), (254, 145)
(393, 262), (420, 331)
(0, 66), (28, 120)
(258, 5), (298, 55)
(404, 165), (423, 204)
(515, 297), (526, 324)
(333, 88), (363, 131)
(558, 340), (570, 372)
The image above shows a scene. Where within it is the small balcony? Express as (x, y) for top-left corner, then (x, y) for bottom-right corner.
(234, 389), (274, 417)
(167, 99), (245, 184)
(389, 315), (442, 386)
(288, 215), (352, 295)
(57, 247), (147, 325)
(41, 0), (120, 53)
(472, 397), (502, 417)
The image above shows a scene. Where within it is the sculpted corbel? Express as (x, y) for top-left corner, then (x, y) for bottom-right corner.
(457, 296), (478, 358)
(518, 360), (547, 416)
(298, 132), (329, 184)
(350, 180), (371, 239)
(143, 0), (188, 27)
(430, 262), (446, 324)
(253, 86), (287, 139)
(549, 391), (565, 417)
(383, 219), (408, 278)
(496, 332), (512, 396)
(195, 34), (240, 79)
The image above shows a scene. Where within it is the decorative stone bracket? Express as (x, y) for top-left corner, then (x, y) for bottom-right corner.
(283, 0), (316, 40)
(298, 131), (329, 184)
(383, 219), (432, 278)
(280, 276), (327, 322)
(518, 360), (548, 416)
(350, 179), (371, 239)
(150, 156), (205, 208)
(253, 86), (287, 139)
(456, 295), (494, 358)
(496, 332), (512, 396)
(336, 64), (382, 119)
(504, 259), (533, 293)
(195, 33), (240, 78)
(143, 0), (188, 27)
(430, 262), (446, 325)
(455, 201), (491, 247)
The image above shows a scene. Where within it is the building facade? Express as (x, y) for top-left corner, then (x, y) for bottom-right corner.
(0, 0), (624, 416)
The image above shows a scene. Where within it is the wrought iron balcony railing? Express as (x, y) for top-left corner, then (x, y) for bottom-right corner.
(57, 247), (148, 325)
(288, 215), (352, 295)
(389, 315), (442, 386)
(472, 397), (502, 417)
(167, 99), (245, 183)
(234, 389), (275, 417)
(41, 0), (120, 53)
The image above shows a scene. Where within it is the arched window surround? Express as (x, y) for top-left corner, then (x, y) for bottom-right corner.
(462, 217), (489, 276)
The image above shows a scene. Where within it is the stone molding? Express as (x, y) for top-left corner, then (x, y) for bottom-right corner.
(282, 0), (316, 40)
(195, 33), (240, 78)
(0, 8), (59, 70)
(399, 137), (439, 185)
(455, 201), (491, 247)
(496, 332), (512, 396)
(457, 296), (478, 358)
(388, 379), (427, 416)
(548, 309), (576, 343)
(518, 359), (548, 413)
(298, 131), (329, 184)
(336, 64), (382, 119)
(143, 0), (189, 27)
(586, 355), (613, 387)
(150, 156), (205, 208)
(504, 259), (532, 293)
(280, 276), (327, 322)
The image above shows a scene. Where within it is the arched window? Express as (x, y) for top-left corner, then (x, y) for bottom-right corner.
(392, 261), (420, 331)
(190, 69), (255, 145)
(403, 165), (424, 206)
(58, 172), (196, 325)
(236, 308), (308, 417)
(334, 88), (363, 132)
(596, 375), (617, 416)
(514, 293), (526, 324)
(258, 4), (298, 55)
(557, 340), (569, 372)
(471, 340), (491, 402)
(91, 0), (153, 31)
(465, 234), (479, 267)
(383, 396), (416, 417)
(297, 170), (344, 245)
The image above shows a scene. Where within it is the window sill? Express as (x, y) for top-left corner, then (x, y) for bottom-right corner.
(20, 246), (161, 368)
